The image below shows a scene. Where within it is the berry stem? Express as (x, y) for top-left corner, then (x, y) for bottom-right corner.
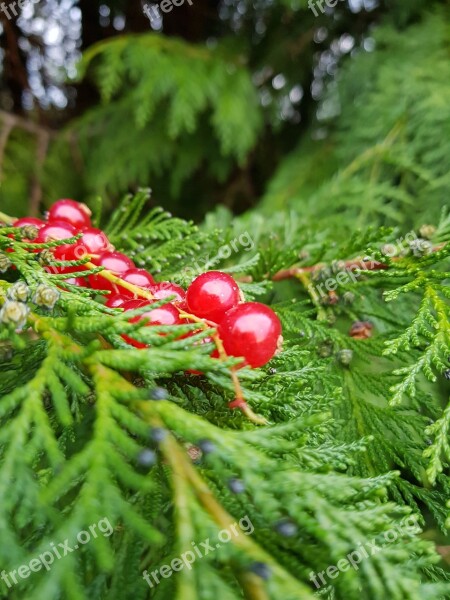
(230, 371), (268, 425)
(84, 261), (267, 425)
(295, 271), (328, 322)
(273, 257), (388, 281)
(178, 310), (268, 426)
(0, 208), (267, 426)
(84, 260), (155, 300)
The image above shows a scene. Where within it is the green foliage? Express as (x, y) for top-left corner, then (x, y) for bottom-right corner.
(56, 34), (262, 201)
(1, 1), (447, 223)
(0, 4), (449, 599)
(261, 8), (450, 233)
(1, 193), (450, 599)
(0, 129), (41, 217)
(224, 202), (450, 529)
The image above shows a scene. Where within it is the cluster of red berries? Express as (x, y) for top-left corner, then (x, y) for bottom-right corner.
(11, 199), (282, 368)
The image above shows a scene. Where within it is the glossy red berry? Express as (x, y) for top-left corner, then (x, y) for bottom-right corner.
(8, 217), (46, 251)
(116, 268), (155, 297)
(88, 251), (135, 291)
(122, 299), (150, 311)
(150, 282), (186, 303)
(123, 299), (182, 324)
(36, 221), (77, 243)
(218, 302), (282, 368)
(121, 299), (183, 348)
(105, 294), (128, 308)
(14, 217), (45, 229)
(48, 199), (91, 230)
(35, 221), (78, 258)
(61, 276), (88, 288)
(55, 227), (112, 261)
(186, 271), (240, 323)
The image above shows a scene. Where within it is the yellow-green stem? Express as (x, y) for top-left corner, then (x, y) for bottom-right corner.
(138, 408), (314, 600)
(84, 261), (155, 300)
(85, 263), (266, 425)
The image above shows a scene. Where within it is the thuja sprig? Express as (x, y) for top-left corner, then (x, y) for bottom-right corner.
(0, 211), (15, 225)
(1, 205), (272, 426)
(135, 405), (314, 598)
(1, 196), (450, 600)
(272, 235), (446, 286)
(85, 259), (268, 425)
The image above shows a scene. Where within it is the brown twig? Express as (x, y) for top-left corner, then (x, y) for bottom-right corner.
(1, 17), (30, 108)
(0, 110), (55, 138)
(272, 244), (447, 283)
(273, 257), (388, 282)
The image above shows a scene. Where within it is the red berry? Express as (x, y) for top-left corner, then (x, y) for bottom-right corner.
(218, 302), (282, 368)
(34, 221), (78, 258)
(105, 294), (128, 308)
(122, 299), (150, 311)
(48, 199), (91, 230)
(121, 299), (183, 348)
(8, 217), (46, 251)
(52, 245), (74, 262)
(44, 265), (79, 276)
(14, 217), (45, 229)
(88, 251), (135, 291)
(61, 276), (87, 288)
(117, 268), (155, 297)
(123, 299), (182, 325)
(186, 271), (240, 322)
(55, 227), (112, 261)
(150, 282), (186, 303)
(36, 221), (77, 243)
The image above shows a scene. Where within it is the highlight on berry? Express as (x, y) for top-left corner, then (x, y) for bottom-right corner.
(1, 200), (283, 412)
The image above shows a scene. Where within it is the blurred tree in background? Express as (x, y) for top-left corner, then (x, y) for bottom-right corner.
(0, 0), (447, 224)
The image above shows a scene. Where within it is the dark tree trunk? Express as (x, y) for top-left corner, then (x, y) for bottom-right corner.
(0, 16), (29, 115)
(74, 0), (110, 118)
(125, 1), (151, 32)
(162, 0), (221, 41)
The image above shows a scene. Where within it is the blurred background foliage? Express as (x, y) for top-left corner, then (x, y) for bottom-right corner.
(1, 4), (450, 594)
(0, 0), (448, 229)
